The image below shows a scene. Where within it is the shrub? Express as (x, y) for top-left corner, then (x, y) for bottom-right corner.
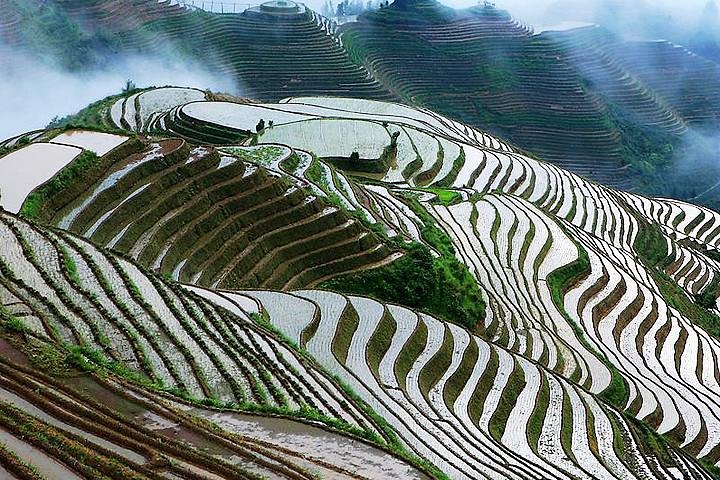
(0, 305), (25, 334)
(323, 241), (484, 330)
(636, 221), (720, 340)
(695, 279), (720, 310)
(4, 317), (26, 334)
(20, 150), (98, 219)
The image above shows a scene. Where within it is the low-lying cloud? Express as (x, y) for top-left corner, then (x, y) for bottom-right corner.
(427, 0), (715, 27)
(0, 49), (236, 141)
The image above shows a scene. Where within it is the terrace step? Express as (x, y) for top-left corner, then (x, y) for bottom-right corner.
(34, 139), (399, 291)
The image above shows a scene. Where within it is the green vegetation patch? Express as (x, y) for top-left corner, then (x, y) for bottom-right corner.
(0, 305), (26, 335)
(0, 134), (33, 159)
(59, 246), (81, 286)
(418, 326), (453, 397)
(395, 319), (428, 391)
(488, 360), (526, 441)
(636, 221), (720, 341)
(433, 148), (465, 188)
(624, 414), (678, 468)
(306, 158), (329, 187)
(648, 264), (720, 340)
(546, 242), (629, 407)
(21, 150), (98, 219)
(634, 220), (671, 268)
(331, 303), (360, 365)
(560, 391), (578, 463)
(0, 441), (46, 480)
(20, 138), (144, 223)
(421, 188), (462, 205)
(402, 156), (423, 179)
(322, 242), (483, 330)
(322, 194), (485, 330)
(48, 92), (136, 133)
(279, 152), (301, 172)
(468, 347), (498, 425)
(366, 309), (397, 381)
(442, 337), (478, 408)
(696, 275), (720, 310)
(527, 374), (549, 453)
(221, 146), (286, 166)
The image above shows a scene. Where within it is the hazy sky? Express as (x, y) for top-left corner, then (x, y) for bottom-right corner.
(324, 0), (709, 29)
(490, 0), (713, 26)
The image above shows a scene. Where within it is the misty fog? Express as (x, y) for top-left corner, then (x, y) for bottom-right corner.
(306, 0), (718, 28)
(0, 50), (235, 141)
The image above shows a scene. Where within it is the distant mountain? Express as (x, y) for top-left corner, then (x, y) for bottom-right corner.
(341, 0), (720, 196)
(2, 0), (720, 205)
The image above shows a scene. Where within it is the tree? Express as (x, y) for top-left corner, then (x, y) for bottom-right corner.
(122, 79), (136, 93)
(256, 119), (266, 133)
(350, 151), (360, 163)
(390, 130), (400, 147)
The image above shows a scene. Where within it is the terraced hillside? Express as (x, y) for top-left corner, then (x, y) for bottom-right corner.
(7, 88), (720, 478)
(0, 208), (707, 479)
(0, 0), (389, 100)
(6, 0), (720, 198)
(1, 127), (398, 290)
(0, 211), (429, 479)
(339, 1), (720, 192)
(234, 289), (712, 480)
(76, 89), (720, 474)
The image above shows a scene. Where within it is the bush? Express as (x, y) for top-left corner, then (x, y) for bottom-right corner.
(636, 221), (720, 341)
(0, 305), (25, 334)
(20, 150), (98, 219)
(634, 221), (669, 267)
(4, 317), (26, 334)
(695, 276), (720, 310)
(323, 242), (484, 329)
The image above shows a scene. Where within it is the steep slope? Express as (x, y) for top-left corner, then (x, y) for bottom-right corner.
(4, 0), (720, 200)
(0, 210), (375, 423)
(4, 0), (720, 207)
(340, 2), (623, 184)
(339, 1), (720, 194)
(7, 89), (720, 478)
(91, 89), (720, 474)
(219, 289), (711, 480)
(0, 334), (425, 479)
(0, 0), (390, 100)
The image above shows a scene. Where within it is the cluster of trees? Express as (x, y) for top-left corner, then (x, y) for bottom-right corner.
(321, 0), (385, 17)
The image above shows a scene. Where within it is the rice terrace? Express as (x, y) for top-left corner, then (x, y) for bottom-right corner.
(2, 0), (720, 479)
